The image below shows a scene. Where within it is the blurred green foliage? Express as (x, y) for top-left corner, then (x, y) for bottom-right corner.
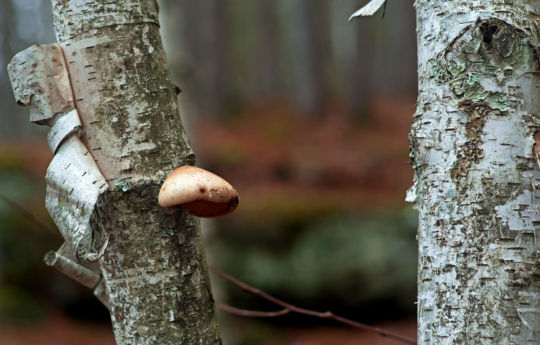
(210, 208), (417, 316)
(0, 285), (45, 323)
(0, 168), (58, 323)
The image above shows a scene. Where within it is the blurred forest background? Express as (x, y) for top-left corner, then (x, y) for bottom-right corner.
(0, 0), (417, 344)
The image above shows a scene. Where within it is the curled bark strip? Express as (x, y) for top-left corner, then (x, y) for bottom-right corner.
(45, 135), (109, 263)
(47, 109), (82, 153)
(7, 44), (74, 124)
(8, 43), (109, 264)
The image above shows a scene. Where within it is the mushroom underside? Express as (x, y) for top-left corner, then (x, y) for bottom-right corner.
(182, 197), (239, 218)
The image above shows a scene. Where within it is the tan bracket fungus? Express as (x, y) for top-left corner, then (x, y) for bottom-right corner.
(159, 166), (239, 218)
(8, 43), (108, 305)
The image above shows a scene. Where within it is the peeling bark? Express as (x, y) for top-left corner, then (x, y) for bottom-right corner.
(411, 1), (540, 344)
(49, 1), (221, 344)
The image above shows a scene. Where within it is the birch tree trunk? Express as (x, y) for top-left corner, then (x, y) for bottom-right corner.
(411, 1), (540, 344)
(50, 1), (221, 344)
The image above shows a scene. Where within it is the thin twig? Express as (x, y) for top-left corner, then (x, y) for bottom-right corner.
(0, 191), (416, 344)
(0, 192), (56, 233)
(209, 265), (416, 345)
(216, 302), (290, 317)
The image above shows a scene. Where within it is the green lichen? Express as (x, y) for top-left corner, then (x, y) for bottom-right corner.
(146, 239), (160, 249)
(431, 60), (509, 112)
(157, 215), (175, 236)
(111, 180), (133, 201)
(115, 180), (132, 192)
(434, 19), (537, 185)
(431, 19), (534, 112)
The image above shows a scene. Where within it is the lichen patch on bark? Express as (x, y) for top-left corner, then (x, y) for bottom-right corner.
(450, 100), (489, 185)
(431, 19), (535, 112)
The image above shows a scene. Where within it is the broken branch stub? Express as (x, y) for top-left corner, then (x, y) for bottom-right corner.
(44, 242), (109, 308)
(44, 248), (100, 289)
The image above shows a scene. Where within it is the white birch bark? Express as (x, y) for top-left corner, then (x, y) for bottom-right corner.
(411, 1), (540, 344)
(43, 1), (221, 344)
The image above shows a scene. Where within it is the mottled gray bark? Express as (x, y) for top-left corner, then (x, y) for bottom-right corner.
(410, 1), (540, 344)
(50, 1), (221, 344)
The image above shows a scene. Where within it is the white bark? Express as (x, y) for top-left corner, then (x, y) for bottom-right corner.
(411, 1), (540, 344)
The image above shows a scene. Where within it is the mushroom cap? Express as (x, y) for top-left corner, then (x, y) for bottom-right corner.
(158, 166), (239, 218)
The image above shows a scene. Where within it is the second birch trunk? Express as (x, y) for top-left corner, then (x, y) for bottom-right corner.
(411, 1), (540, 343)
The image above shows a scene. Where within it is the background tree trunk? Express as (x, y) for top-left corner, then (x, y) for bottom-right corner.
(51, 1), (221, 344)
(411, 1), (540, 344)
(329, 0), (371, 117)
(0, 0), (17, 137)
(280, 0), (329, 116)
(253, 0), (281, 100)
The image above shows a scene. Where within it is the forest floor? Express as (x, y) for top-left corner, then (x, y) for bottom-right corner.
(0, 310), (416, 345)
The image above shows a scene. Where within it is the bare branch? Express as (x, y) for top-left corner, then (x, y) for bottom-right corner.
(209, 265), (417, 345)
(216, 302), (290, 318)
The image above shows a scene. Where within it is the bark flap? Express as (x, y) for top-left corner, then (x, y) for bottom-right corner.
(7, 44), (74, 124)
(7, 43), (109, 264)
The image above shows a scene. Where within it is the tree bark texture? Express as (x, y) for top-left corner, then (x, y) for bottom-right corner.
(51, 1), (221, 344)
(411, 1), (540, 344)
